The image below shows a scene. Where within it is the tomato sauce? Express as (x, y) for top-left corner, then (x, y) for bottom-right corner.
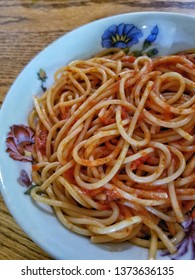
(121, 55), (136, 63)
(63, 167), (76, 184)
(130, 155), (149, 170)
(36, 129), (47, 155)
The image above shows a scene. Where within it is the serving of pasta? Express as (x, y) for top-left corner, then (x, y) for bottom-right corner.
(28, 48), (195, 259)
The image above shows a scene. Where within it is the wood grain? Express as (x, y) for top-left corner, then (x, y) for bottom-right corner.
(0, 0), (194, 260)
(1, 0), (195, 105)
(0, 196), (52, 259)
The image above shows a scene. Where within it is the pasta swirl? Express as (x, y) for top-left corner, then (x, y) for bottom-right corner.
(29, 49), (195, 259)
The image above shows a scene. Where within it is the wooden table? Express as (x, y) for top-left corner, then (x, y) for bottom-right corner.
(0, 0), (195, 260)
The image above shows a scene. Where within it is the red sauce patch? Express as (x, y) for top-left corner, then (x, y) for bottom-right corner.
(105, 188), (121, 202)
(121, 55), (136, 63)
(32, 164), (39, 171)
(130, 155), (149, 170)
(36, 129), (47, 155)
(63, 167), (76, 184)
(82, 186), (105, 197)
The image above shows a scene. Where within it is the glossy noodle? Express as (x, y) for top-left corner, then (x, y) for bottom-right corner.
(28, 49), (195, 259)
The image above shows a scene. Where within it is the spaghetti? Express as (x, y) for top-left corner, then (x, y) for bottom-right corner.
(28, 49), (195, 259)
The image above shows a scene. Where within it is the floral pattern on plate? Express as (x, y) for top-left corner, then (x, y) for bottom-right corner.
(37, 68), (47, 91)
(161, 210), (195, 260)
(101, 23), (159, 57)
(6, 124), (35, 162)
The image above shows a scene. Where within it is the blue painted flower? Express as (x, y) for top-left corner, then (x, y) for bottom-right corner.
(146, 25), (158, 43)
(142, 25), (159, 51)
(101, 23), (143, 49)
(162, 210), (195, 260)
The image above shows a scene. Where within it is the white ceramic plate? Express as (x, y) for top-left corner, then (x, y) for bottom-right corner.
(0, 12), (195, 260)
